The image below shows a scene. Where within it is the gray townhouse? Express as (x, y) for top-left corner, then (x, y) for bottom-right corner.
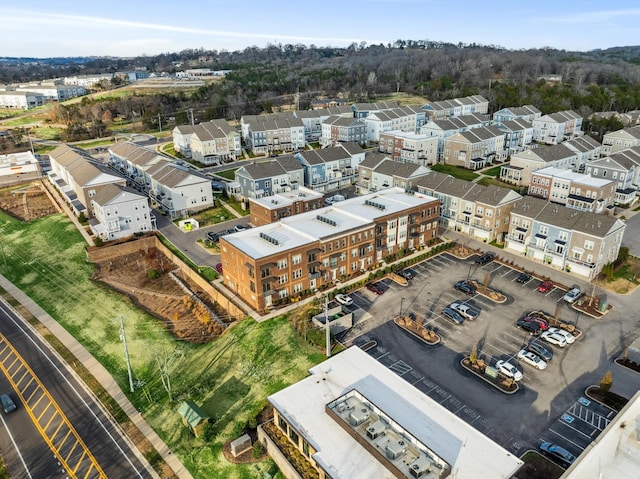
(585, 146), (640, 206)
(532, 110), (583, 145)
(234, 156), (305, 200)
(240, 113), (305, 155)
(421, 95), (489, 121)
(351, 101), (400, 119)
(363, 106), (426, 142)
(294, 144), (365, 193)
(563, 135), (602, 168)
(492, 105), (541, 123)
(293, 106), (352, 141)
(320, 116), (367, 147)
(420, 114), (488, 160)
(600, 125), (640, 156)
(495, 119), (534, 156)
(356, 155), (431, 194)
(505, 197), (626, 279)
(500, 143), (579, 187)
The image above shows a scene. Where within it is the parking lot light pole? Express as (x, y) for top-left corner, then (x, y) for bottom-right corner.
(400, 297), (405, 318)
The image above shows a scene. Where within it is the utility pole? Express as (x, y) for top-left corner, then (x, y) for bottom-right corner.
(119, 315), (135, 393)
(188, 108), (194, 126)
(158, 113), (162, 132)
(325, 295), (331, 358)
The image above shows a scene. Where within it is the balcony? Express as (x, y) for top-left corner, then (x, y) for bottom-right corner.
(508, 235), (526, 244)
(566, 257), (596, 269)
(308, 271), (321, 280)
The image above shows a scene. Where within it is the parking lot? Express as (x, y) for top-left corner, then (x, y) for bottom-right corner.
(342, 251), (614, 459)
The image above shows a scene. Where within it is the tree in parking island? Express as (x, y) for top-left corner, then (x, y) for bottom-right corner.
(599, 370), (613, 394)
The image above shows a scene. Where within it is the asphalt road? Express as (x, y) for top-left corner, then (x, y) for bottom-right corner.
(342, 250), (640, 463)
(621, 210), (640, 257)
(0, 301), (153, 479)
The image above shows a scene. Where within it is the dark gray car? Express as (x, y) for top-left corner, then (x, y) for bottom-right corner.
(526, 339), (553, 361)
(443, 307), (465, 325)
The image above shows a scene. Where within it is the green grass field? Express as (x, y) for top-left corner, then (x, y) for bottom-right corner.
(481, 166), (502, 177)
(0, 210), (323, 478)
(215, 169), (238, 181)
(430, 164), (480, 181)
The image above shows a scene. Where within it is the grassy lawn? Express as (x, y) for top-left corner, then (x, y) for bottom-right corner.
(32, 126), (63, 141)
(0, 210), (325, 478)
(160, 142), (178, 157)
(184, 205), (236, 226)
(476, 176), (522, 192)
(225, 198), (250, 217)
(430, 164), (480, 181)
(3, 116), (42, 127)
(216, 169), (239, 181)
(72, 138), (115, 149)
(481, 166), (502, 177)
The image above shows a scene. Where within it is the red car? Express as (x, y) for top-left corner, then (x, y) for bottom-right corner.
(523, 315), (549, 331)
(215, 263), (223, 274)
(537, 280), (553, 293)
(366, 283), (384, 295)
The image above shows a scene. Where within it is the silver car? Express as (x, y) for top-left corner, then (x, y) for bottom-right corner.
(450, 302), (480, 320)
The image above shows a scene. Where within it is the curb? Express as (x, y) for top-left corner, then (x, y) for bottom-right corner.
(459, 357), (520, 395)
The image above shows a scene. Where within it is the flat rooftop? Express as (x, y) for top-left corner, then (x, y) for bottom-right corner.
(534, 166), (613, 187)
(250, 187), (323, 210)
(268, 347), (523, 479)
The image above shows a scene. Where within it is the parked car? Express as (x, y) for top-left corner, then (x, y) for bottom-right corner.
(335, 294), (353, 306)
(495, 360), (523, 381)
(475, 252), (496, 265)
(516, 318), (542, 335)
(516, 272), (532, 283)
(234, 224), (250, 232)
(454, 280), (476, 296)
(442, 307), (465, 325)
(540, 330), (568, 347)
(449, 302), (480, 320)
(537, 280), (554, 293)
(0, 394), (16, 414)
(517, 349), (548, 370)
(215, 263), (223, 274)
(522, 315), (549, 331)
(539, 442), (576, 467)
(397, 269), (416, 280)
(563, 287), (583, 303)
(526, 340), (554, 361)
(366, 283), (384, 295)
(547, 327), (575, 344)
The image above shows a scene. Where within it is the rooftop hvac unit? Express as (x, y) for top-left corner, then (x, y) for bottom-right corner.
(409, 457), (432, 478)
(385, 439), (407, 460)
(348, 408), (370, 426)
(366, 420), (386, 440)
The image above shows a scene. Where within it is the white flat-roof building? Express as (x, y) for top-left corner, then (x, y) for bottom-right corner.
(562, 390), (640, 479)
(263, 346), (523, 479)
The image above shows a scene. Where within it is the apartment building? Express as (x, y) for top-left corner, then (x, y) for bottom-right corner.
(378, 130), (439, 166)
(241, 113), (305, 154)
(600, 125), (640, 156)
(249, 187), (324, 226)
(528, 166), (616, 214)
(505, 197), (626, 279)
(0, 91), (45, 109)
(262, 347), (523, 479)
(320, 116), (367, 147)
(442, 125), (506, 169)
(500, 144), (579, 187)
(189, 119), (241, 165)
(15, 83), (86, 101)
(422, 95), (489, 121)
(172, 124), (196, 158)
(294, 144), (364, 193)
(234, 156), (305, 200)
(63, 74), (114, 87)
(495, 119), (534, 156)
(310, 98), (349, 109)
(351, 101), (400, 119)
(492, 105), (541, 123)
(220, 187), (440, 312)
(564, 135), (602, 167)
(356, 156), (431, 194)
(532, 110), (583, 145)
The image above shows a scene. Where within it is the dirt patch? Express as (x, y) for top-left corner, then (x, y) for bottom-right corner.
(0, 182), (56, 221)
(91, 246), (225, 343)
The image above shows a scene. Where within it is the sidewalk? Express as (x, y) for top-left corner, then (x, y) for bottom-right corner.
(219, 199), (243, 219)
(0, 275), (193, 479)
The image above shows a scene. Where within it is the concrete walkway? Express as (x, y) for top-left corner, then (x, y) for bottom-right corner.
(0, 275), (193, 479)
(219, 199), (243, 219)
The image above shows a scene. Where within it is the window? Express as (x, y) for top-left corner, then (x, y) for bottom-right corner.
(277, 259), (288, 269)
(584, 240), (595, 251)
(250, 281), (255, 293)
(292, 254), (301, 265)
(293, 283), (302, 294)
(278, 274), (288, 285)
(559, 231), (568, 241)
(265, 180), (271, 188)
(261, 267), (271, 278)
(278, 416), (288, 433)
(539, 225), (548, 236)
(293, 269), (302, 279)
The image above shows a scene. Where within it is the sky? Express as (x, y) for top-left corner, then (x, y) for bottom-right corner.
(3, 1), (640, 58)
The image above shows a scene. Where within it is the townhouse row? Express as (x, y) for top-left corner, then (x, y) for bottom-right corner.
(48, 144), (155, 241)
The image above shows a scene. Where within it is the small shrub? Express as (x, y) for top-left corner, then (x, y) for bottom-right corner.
(252, 441), (265, 459)
(147, 269), (159, 279)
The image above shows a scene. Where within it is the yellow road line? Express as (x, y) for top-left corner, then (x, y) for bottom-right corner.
(0, 333), (107, 479)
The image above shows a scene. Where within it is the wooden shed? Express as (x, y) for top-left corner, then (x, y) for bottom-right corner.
(177, 400), (210, 437)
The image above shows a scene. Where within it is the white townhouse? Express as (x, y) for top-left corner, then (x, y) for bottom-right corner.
(492, 105), (541, 123)
(293, 106), (353, 141)
(189, 119), (241, 165)
(89, 184), (155, 241)
(15, 84), (86, 102)
(422, 95), (489, 121)
(500, 143), (579, 187)
(563, 135), (602, 167)
(0, 91), (45, 109)
(172, 125), (196, 158)
(364, 105), (425, 142)
(378, 130), (439, 166)
(532, 110), (583, 145)
(420, 114), (488, 160)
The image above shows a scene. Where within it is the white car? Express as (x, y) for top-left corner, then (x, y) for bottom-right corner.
(517, 349), (548, 370)
(541, 330), (568, 347)
(495, 360), (523, 381)
(563, 287), (582, 303)
(335, 294), (353, 306)
(450, 302), (480, 320)
(547, 327), (575, 344)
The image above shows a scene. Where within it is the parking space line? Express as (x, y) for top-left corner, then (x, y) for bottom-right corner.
(557, 419), (594, 440)
(376, 351), (389, 360)
(412, 376), (423, 385)
(547, 430), (587, 451)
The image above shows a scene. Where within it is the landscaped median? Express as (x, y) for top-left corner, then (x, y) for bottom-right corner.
(394, 315), (441, 346)
(469, 280), (508, 303)
(460, 355), (520, 394)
